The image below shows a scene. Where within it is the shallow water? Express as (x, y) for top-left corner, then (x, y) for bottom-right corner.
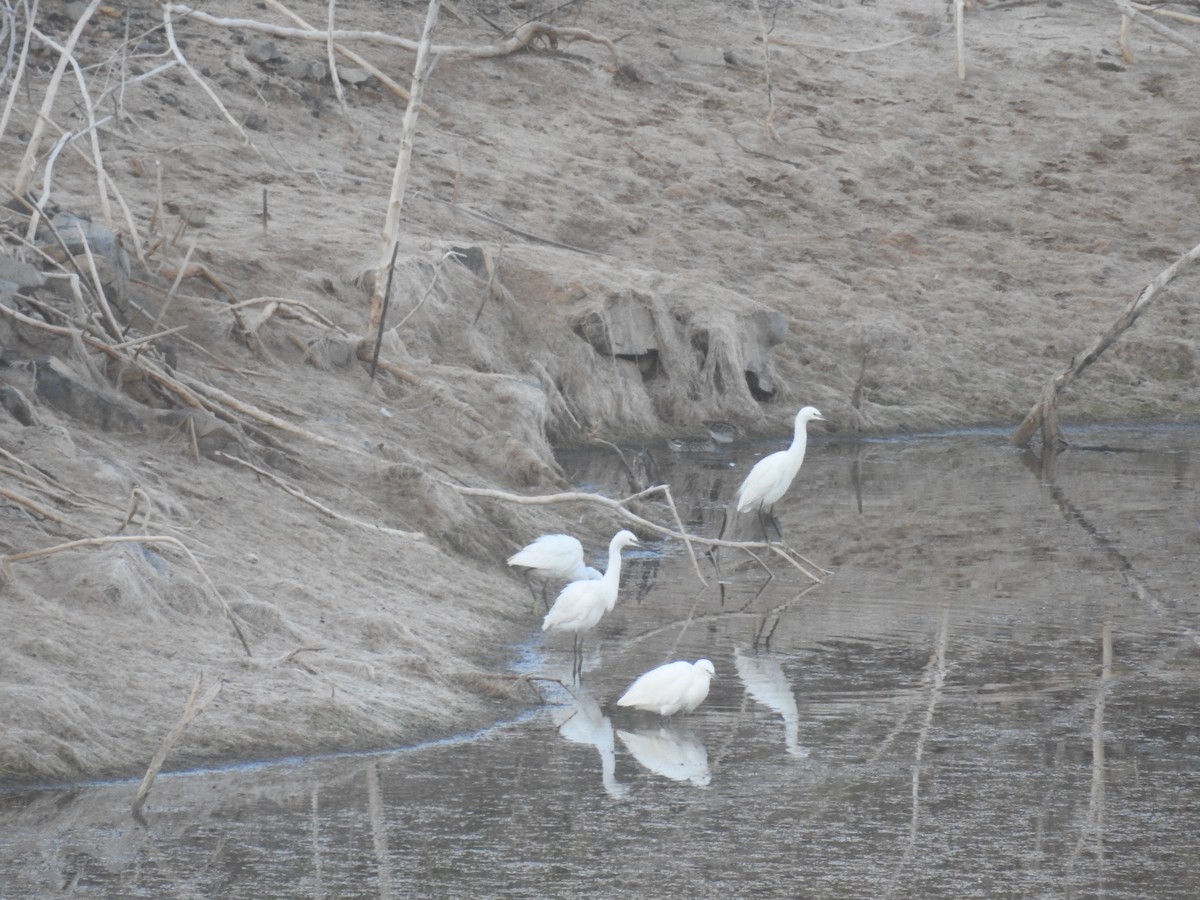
(3, 428), (1200, 898)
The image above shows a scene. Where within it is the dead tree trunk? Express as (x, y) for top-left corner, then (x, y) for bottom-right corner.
(1012, 240), (1200, 449)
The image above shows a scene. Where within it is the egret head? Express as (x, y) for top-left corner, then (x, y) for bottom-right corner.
(696, 659), (717, 679)
(797, 406), (826, 423)
(613, 529), (640, 548)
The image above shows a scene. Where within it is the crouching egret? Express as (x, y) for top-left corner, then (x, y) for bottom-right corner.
(736, 405), (825, 542)
(542, 529), (640, 681)
(508, 534), (601, 610)
(616, 659), (717, 717)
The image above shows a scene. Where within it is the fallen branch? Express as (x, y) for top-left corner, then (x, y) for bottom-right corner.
(132, 672), (223, 824)
(1012, 239), (1200, 449)
(1113, 0), (1200, 57)
(0, 486), (89, 534)
(368, 0), (440, 342)
(445, 483), (826, 584)
(215, 452), (427, 540)
(162, 4), (254, 144)
(163, 5), (620, 66)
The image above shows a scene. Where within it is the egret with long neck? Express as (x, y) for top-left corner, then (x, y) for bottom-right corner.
(542, 529), (639, 681)
(736, 406), (825, 541)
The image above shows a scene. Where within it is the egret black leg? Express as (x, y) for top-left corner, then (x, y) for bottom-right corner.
(768, 510), (784, 544)
(522, 571), (541, 613)
(756, 507), (772, 543)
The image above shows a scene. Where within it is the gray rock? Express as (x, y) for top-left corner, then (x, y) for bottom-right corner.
(0, 385), (36, 426)
(0, 257), (46, 290)
(34, 357), (145, 433)
(245, 41), (282, 65)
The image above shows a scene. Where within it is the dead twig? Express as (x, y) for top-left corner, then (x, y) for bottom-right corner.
(1113, 0), (1200, 57)
(1012, 239), (1200, 449)
(0, 486), (89, 534)
(261, 0), (421, 107)
(443, 483), (826, 585)
(12, 0), (100, 198)
(214, 452), (427, 540)
(163, 5), (620, 66)
(368, 0), (440, 344)
(132, 672), (223, 824)
(162, 4), (254, 144)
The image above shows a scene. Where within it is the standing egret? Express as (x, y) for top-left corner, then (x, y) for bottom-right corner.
(508, 534), (601, 610)
(542, 529), (640, 681)
(736, 405), (826, 542)
(616, 659), (717, 716)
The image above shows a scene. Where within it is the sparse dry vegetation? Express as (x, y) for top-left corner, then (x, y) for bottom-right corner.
(1, 0), (1199, 784)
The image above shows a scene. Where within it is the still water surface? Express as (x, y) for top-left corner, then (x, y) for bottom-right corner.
(3, 428), (1200, 898)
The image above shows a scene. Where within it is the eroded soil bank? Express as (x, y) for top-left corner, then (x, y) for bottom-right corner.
(2, 0), (1199, 784)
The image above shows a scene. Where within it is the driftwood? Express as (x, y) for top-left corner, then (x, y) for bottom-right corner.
(368, 0), (441, 342)
(1113, 0), (1200, 58)
(446, 482), (829, 584)
(163, 5), (620, 67)
(1012, 240), (1200, 450)
(132, 672), (223, 824)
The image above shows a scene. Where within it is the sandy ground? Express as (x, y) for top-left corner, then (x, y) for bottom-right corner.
(1, 0), (1199, 784)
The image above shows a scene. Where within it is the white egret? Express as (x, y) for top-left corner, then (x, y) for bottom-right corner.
(542, 529), (640, 681)
(735, 405), (825, 541)
(508, 533), (601, 610)
(616, 659), (717, 717)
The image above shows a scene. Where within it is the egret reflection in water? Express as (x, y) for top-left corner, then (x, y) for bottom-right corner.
(734, 646), (808, 758)
(617, 725), (711, 787)
(551, 687), (628, 799)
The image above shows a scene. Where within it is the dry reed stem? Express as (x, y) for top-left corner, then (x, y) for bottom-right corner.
(180, 374), (371, 455)
(324, 0), (351, 120)
(228, 296), (340, 330)
(629, 581), (823, 651)
(164, 5), (619, 66)
(1119, 14), (1137, 62)
(72, 220), (125, 340)
(30, 24), (113, 226)
(393, 249), (460, 332)
(765, 24), (951, 54)
(0, 486), (89, 534)
(368, 0), (440, 342)
(0, 0), (37, 154)
(1012, 239), (1200, 448)
(955, 0), (966, 79)
(750, 0), (780, 141)
(12, 0), (100, 197)
(261, 0), (419, 107)
(152, 240), (196, 334)
(427, 194), (599, 255)
(131, 672), (223, 823)
(3, 534), (252, 656)
(214, 452), (427, 540)
(162, 5), (254, 145)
